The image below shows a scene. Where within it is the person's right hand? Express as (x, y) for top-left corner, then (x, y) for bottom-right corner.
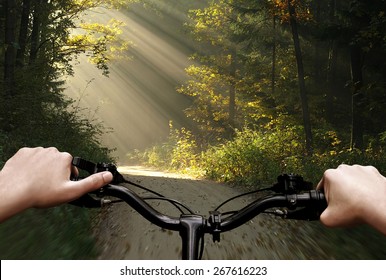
(317, 164), (386, 235)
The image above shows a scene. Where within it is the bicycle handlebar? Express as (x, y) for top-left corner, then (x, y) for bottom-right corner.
(70, 157), (327, 259)
(218, 190), (326, 232)
(103, 184), (181, 230)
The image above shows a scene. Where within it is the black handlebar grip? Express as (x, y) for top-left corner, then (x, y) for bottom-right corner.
(72, 157), (97, 174)
(285, 190), (327, 220)
(310, 190), (327, 213)
(304, 190), (327, 220)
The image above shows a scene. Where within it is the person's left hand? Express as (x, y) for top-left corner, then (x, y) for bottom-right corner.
(0, 147), (113, 221)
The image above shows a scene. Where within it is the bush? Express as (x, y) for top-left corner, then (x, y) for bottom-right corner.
(201, 122), (386, 187)
(130, 117), (386, 189)
(128, 122), (200, 173)
(203, 129), (280, 185)
(201, 119), (307, 186)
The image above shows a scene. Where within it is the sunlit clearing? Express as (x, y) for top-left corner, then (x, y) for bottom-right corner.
(65, 4), (195, 162)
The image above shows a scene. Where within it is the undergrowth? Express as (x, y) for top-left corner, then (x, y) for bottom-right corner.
(129, 120), (386, 188)
(0, 96), (113, 260)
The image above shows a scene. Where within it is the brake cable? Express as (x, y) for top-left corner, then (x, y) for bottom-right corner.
(121, 178), (192, 214)
(214, 187), (274, 211)
(141, 196), (195, 214)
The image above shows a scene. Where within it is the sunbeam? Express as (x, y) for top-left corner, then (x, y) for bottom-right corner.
(64, 3), (199, 162)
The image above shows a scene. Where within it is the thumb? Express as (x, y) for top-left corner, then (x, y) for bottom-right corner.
(319, 208), (332, 227)
(71, 171), (113, 195)
(319, 206), (341, 228)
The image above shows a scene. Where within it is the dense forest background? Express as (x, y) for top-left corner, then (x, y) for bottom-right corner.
(134, 0), (386, 186)
(1, 0), (386, 259)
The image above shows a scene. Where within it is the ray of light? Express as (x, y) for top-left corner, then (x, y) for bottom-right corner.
(64, 3), (200, 162)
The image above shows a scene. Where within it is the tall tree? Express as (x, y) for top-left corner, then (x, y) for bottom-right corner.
(349, 44), (364, 150)
(325, 0), (338, 124)
(3, 0), (17, 97)
(344, 0), (385, 149)
(287, 0), (312, 155)
(16, 0), (31, 67)
(1, 0), (133, 145)
(181, 0), (241, 140)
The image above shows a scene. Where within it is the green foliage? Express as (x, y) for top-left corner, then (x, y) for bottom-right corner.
(0, 93), (113, 259)
(203, 130), (278, 185)
(137, 118), (386, 188)
(201, 126), (386, 187)
(0, 92), (112, 163)
(169, 126), (200, 171)
(0, 206), (98, 259)
(66, 18), (130, 76)
(129, 122), (200, 174)
(178, 64), (233, 141)
(0, 0), (129, 259)
(145, 144), (173, 168)
(201, 117), (305, 185)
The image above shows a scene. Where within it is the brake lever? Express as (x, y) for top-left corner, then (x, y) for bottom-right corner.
(272, 190), (327, 221)
(272, 174), (313, 194)
(72, 157), (125, 184)
(69, 157), (125, 208)
(274, 207), (321, 221)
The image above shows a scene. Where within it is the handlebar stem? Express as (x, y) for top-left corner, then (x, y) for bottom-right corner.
(179, 215), (205, 260)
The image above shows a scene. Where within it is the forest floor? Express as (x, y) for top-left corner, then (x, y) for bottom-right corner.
(93, 166), (385, 260)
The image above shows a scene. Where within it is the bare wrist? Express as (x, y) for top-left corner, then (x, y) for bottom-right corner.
(0, 172), (32, 222)
(363, 179), (386, 235)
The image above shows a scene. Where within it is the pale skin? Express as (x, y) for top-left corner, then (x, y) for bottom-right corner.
(317, 164), (386, 235)
(0, 147), (113, 222)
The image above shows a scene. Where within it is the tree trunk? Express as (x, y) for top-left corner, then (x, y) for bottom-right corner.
(16, 0), (31, 67)
(2, 0), (19, 132)
(228, 47), (237, 137)
(313, 0), (322, 85)
(326, 40), (338, 123)
(29, 0), (41, 64)
(271, 15), (277, 95)
(325, 0), (337, 123)
(287, 0), (313, 155)
(4, 0), (17, 97)
(350, 44), (364, 150)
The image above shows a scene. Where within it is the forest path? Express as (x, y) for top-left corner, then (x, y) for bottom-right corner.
(94, 166), (332, 259)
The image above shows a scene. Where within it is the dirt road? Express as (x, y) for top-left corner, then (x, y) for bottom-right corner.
(93, 166), (346, 260)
